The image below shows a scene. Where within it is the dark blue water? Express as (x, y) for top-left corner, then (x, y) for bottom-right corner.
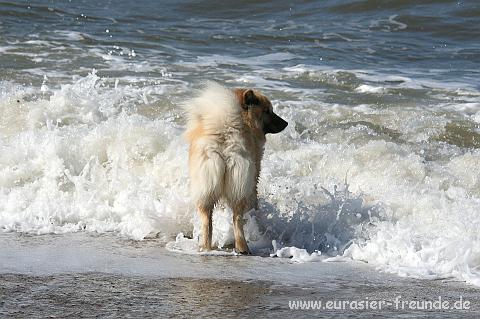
(1, 0), (479, 87)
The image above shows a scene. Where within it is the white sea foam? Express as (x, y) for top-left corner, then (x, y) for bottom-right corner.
(52, 30), (86, 41)
(0, 71), (191, 240)
(355, 84), (386, 94)
(282, 64), (479, 93)
(270, 241), (322, 263)
(0, 71), (479, 287)
(196, 52), (296, 67)
(369, 15), (408, 32)
(165, 233), (238, 256)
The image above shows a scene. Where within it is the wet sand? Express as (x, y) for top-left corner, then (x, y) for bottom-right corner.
(1, 232), (479, 318)
(1, 273), (479, 318)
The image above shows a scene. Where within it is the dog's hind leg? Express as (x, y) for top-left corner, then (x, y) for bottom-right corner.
(198, 204), (214, 251)
(224, 155), (255, 255)
(232, 201), (250, 254)
(189, 144), (225, 251)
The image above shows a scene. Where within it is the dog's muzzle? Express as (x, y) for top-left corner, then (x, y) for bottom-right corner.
(263, 112), (288, 134)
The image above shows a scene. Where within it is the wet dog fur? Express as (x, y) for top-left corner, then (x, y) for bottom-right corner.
(184, 82), (288, 254)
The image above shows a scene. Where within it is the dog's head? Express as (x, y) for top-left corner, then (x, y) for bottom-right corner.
(234, 88), (288, 135)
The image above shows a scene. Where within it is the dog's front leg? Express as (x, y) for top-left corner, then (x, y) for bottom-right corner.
(232, 202), (250, 254)
(198, 205), (213, 251)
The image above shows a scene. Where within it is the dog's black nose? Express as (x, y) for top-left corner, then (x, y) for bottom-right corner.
(276, 115), (288, 132)
(264, 112), (288, 134)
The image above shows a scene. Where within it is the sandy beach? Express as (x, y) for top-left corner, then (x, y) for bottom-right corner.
(1, 232), (479, 318)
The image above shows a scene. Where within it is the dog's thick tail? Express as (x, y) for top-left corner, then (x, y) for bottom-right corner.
(183, 81), (242, 141)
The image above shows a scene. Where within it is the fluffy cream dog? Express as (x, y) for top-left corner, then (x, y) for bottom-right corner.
(184, 82), (288, 254)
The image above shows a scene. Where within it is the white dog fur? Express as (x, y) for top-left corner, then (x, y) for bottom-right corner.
(184, 82), (287, 253)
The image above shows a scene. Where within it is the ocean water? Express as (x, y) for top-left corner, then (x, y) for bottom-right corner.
(1, 0), (480, 297)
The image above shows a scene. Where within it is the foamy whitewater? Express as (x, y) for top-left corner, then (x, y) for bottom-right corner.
(1, 0), (479, 289)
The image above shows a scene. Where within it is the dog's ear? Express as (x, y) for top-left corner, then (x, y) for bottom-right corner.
(243, 89), (260, 108)
(235, 89), (259, 110)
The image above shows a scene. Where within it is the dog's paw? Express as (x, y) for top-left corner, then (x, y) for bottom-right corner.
(198, 245), (213, 252)
(235, 248), (251, 256)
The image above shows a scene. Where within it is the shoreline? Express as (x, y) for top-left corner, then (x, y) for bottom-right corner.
(1, 232), (479, 318)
